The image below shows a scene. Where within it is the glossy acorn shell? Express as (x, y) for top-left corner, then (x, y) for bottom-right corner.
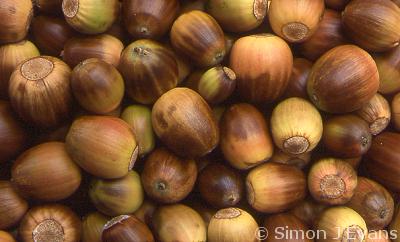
(374, 45), (400, 95)
(284, 58), (312, 99)
(289, 197), (327, 227)
(299, 9), (347, 61)
(221, 103), (273, 170)
(141, 148), (197, 203)
(170, 10), (226, 67)
(71, 58), (124, 114)
(81, 212), (109, 242)
(122, 0), (179, 39)
(271, 97), (323, 155)
(198, 163), (243, 208)
(62, 0), (119, 34)
(307, 45), (379, 113)
(229, 34), (293, 103)
(133, 199), (157, 227)
(11, 142), (82, 201)
(269, 149), (311, 169)
(35, 0), (63, 15)
(119, 39), (178, 104)
(264, 213), (312, 242)
(308, 158), (357, 205)
(19, 204), (81, 242)
(268, 0), (325, 43)
(393, 93), (400, 131)
(0, 41), (40, 99)
(394, 0), (400, 7)
(208, 207), (260, 242)
(152, 204), (207, 242)
(356, 94), (391, 135)
(0, 231), (15, 242)
(365, 132), (400, 192)
(63, 34), (124, 68)
(246, 162), (307, 213)
(102, 215), (154, 242)
(324, 0), (350, 10)
(347, 177), (394, 230)
(206, 0), (268, 32)
(0, 0), (33, 44)
(342, 0), (400, 52)
(8, 56), (73, 128)
(152, 88), (219, 158)
(65, 116), (138, 179)
(0, 181), (28, 229)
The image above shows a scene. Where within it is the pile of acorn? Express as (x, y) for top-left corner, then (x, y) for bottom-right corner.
(1, 0), (400, 241)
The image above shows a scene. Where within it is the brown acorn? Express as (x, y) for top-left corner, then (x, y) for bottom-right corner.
(0, 0), (33, 44)
(102, 215), (154, 242)
(307, 45), (379, 113)
(391, 208), (400, 242)
(268, 0), (325, 43)
(0, 181), (28, 229)
(141, 148), (197, 203)
(347, 177), (394, 230)
(299, 9), (347, 61)
(187, 199), (217, 228)
(264, 213), (312, 242)
(394, 0), (400, 7)
(366, 230), (391, 242)
(180, 0), (206, 13)
(170, 10), (226, 67)
(324, 0), (350, 10)
(35, 0), (63, 15)
(230, 34), (293, 103)
(284, 58), (313, 99)
(19, 204), (81, 242)
(133, 199), (157, 227)
(0, 231), (15, 242)
(290, 197), (326, 227)
(152, 88), (219, 158)
(308, 158), (358, 205)
(365, 132), (400, 192)
(8, 56), (73, 128)
(356, 94), (391, 135)
(393, 93), (400, 131)
(63, 34), (124, 68)
(269, 149), (311, 169)
(81, 212), (109, 242)
(118, 39), (178, 104)
(343, 0), (400, 52)
(374, 45), (400, 95)
(246, 162), (307, 213)
(122, 0), (179, 39)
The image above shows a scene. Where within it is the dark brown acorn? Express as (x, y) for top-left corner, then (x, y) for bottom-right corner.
(284, 58), (312, 99)
(118, 39), (178, 104)
(141, 148), (197, 203)
(152, 88), (219, 158)
(373, 45), (400, 95)
(269, 150), (311, 169)
(342, 0), (400, 52)
(102, 215), (154, 242)
(393, 93), (400, 131)
(394, 0), (400, 7)
(324, 0), (350, 10)
(0, 231), (15, 242)
(0, 181), (28, 229)
(230, 34), (293, 103)
(35, 0), (63, 15)
(81, 212), (109, 242)
(264, 213), (312, 242)
(299, 9), (347, 61)
(170, 10), (226, 67)
(290, 197), (326, 227)
(122, 0), (179, 39)
(356, 94), (391, 135)
(0, 0), (33, 44)
(307, 45), (379, 113)
(133, 199), (157, 227)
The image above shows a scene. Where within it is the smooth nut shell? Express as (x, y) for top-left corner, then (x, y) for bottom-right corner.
(0, 231), (15, 242)
(374, 45), (400, 95)
(102, 215), (154, 242)
(393, 93), (400, 131)
(264, 213), (312, 242)
(81, 212), (109, 242)
(0, 0), (33, 44)
(356, 94), (391, 135)
(0, 181), (28, 229)
(284, 58), (313, 99)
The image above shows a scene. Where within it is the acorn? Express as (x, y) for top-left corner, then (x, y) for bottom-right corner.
(0, 181), (28, 229)
(230, 34), (293, 103)
(187, 199), (217, 228)
(394, 0), (400, 7)
(102, 215), (154, 242)
(121, 105), (155, 157)
(8, 56), (73, 128)
(0, 231), (15, 242)
(322, 115), (372, 158)
(133, 199), (157, 227)
(366, 230), (391, 242)
(180, 0), (206, 13)
(324, 0), (350, 10)
(63, 34), (124, 68)
(365, 132), (400, 192)
(390, 208), (400, 242)
(11, 142), (82, 201)
(19, 204), (81, 242)
(347, 177), (394, 230)
(342, 0), (400, 52)
(0, 101), (28, 163)
(208, 207), (259, 242)
(290, 197), (326, 227)
(170, 10), (226, 67)
(307, 45), (379, 113)
(393, 93), (400, 131)
(65, 116), (138, 179)
(299, 9), (347, 61)
(198, 163), (243, 208)
(264, 213), (312, 242)
(0, 41), (39, 99)
(308, 158), (357, 205)
(271, 97), (323, 155)
(31, 16), (76, 56)
(152, 204), (207, 242)
(71, 58), (124, 114)
(81, 212), (109, 242)
(373, 45), (400, 95)
(141, 148), (197, 203)
(0, 0), (33, 44)
(246, 162), (307, 213)
(89, 171), (143, 217)
(269, 149), (311, 169)
(62, 0), (119, 34)
(221, 103), (273, 169)
(284, 58), (313, 99)
(268, 0), (325, 43)
(356, 94), (391, 135)
(118, 39), (178, 104)
(206, 0), (268, 33)
(122, 0), (179, 39)
(35, 0), (63, 15)
(315, 207), (368, 242)
(152, 88), (219, 158)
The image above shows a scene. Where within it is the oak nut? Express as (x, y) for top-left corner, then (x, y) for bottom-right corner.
(393, 93), (400, 131)
(356, 94), (391, 135)
(81, 212), (109, 242)
(263, 213), (312, 242)
(102, 215), (154, 242)
(0, 0), (33, 44)
(0, 181), (28, 229)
